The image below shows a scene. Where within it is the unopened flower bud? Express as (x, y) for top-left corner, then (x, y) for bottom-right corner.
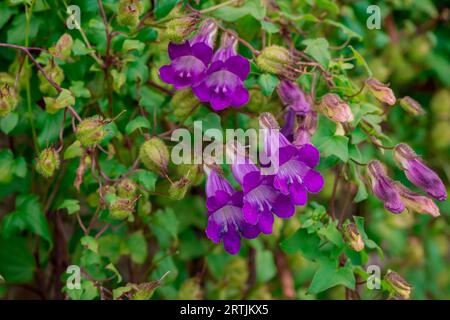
(36, 147), (60, 178)
(0, 84), (18, 117)
(366, 78), (396, 105)
(277, 79), (311, 115)
(344, 223), (364, 252)
(75, 116), (108, 147)
(319, 93), (354, 123)
(117, 0), (143, 28)
(178, 278), (202, 300)
(38, 64), (64, 96)
(169, 177), (190, 200)
(44, 88), (75, 114)
(367, 161), (405, 214)
(385, 270), (412, 300)
(394, 143), (446, 201)
(49, 34), (73, 60)
(117, 178), (137, 199)
(165, 13), (201, 43)
(294, 111), (317, 146)
(256, 46), (299, 80)
(109, 198), (134, 220)
(399, 96), (425, 116)
(139, 137), (169, 175)
(393, 182), (440, 217)
(171, 88), (199, 119)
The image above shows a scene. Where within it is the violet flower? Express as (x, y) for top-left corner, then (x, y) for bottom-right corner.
(159, 19), (217, 89)
(367, 161), (405, 214)
(192, 32), (250, 111)
(260, 113), (324, 206)
(228, 143), (295, 234)
(394, 144), (447, 201)
(204, 166), (260, 254)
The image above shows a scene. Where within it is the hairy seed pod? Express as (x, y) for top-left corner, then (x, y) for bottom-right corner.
(169, 177), (190, 200)
(36, 147), (60, 178)
(75, 116), (107, 147)
(117, 0), (143, 28)
(165, 14), (201, 43)
(109, 198), (134, 220)
(117, 178), (138, 199)
(139, 137), (170, 175)
(0, 84), (18, 117)
(256, 46), (299, 80)
(38, 64), (64, 96)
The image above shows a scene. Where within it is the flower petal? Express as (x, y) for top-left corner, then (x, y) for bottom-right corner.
(258, 211), (274, 234)
(297, 143), (320, 168)
(242, 202), (259, 225)
(241, 223), (260, 239)
(210, 92), (231, 111)
(223, 228), (241, 254)
(303, 169), (324, 193)
(205, 218), (221, 243)
(272, 194), (295, 218)
(191, 43), (213, 67)
(159, 65), (174, 84)
(230, 85), (249, 108)
(289, 182), (308, 206)
(192, 81), (210, 102)
(168, 41), (191, 60)
(225, 55), (250, 81)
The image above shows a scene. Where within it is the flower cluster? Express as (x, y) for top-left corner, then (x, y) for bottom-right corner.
(159, 19), (250, 111)
(204, 112), (324, 254)
(367, 143), (446, 217)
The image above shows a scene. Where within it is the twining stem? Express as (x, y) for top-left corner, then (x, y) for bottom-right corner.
(199, 0), (238, 14)
(24, 4), (39, 151)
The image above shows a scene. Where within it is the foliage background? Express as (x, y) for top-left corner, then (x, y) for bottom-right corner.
(0, 0), (449, 300)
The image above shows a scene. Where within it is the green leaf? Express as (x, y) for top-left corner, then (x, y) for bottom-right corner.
(70, 81), (91, 98)
(105, 263), (122, 283)
(353, 216), (383, 258)
(64, 140), (84, 160)
(122, 39), (145, 53)
(308, 259), (355, 294)
(125, 116), (151, 135)
(1, 195), (52, 245)
(72, 38), (94, 56)
(316, 135), (349, 162)
(195, 112), (222, 135)
(349, 46), (372, 77)
(323, 19), (362, 41)
(213, 0), (266, 21)
(318, 223), (344, 248)
(280, 228), (323, 260)
(256, 249), (277, 283)
(132, 170), (157, 191)
(154, 0), (179, 20)
(0, 236), (35, 283)
(58, 199), (80, 215)
(0, 3), (17, 30)
(152, 208), (179, 240)
(258, 73), (280, 96)
(81, 236), (99, 254)
(303, 38), (331, 68)
(126, 231), (148, 264)
(260, 20), (279, 33)
(0, 112), (19, 134)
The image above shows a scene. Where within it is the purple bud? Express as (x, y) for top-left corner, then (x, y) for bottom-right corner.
(277, 79), (311, 115)
(393, 182), (440, 217)
(394, 144), (447, 201)
(367, 161), (405, 214)
(293, 111), (318, 147)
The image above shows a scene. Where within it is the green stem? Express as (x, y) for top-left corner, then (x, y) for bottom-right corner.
(25, 3), (39, 152)
(199, 0), (237, 13)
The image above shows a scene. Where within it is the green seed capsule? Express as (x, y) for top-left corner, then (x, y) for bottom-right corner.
(75, 116), (107, 147)
(117, 178), (138, 199)
(139, 137), (169, 175)
(117, 0), (143, 28)
(109, 198), (134, 220)
(0, 84), (18, 117)
(36, 148), (60, 178)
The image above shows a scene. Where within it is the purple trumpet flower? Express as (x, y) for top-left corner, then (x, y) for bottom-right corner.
(367, 161), (405, 214)
(193, 32), (250, 111)
(204, 166), (260, 254)
(260, 113), (324, 206)
(394, 144), (447, 201)
(159, 19), (217, 89)
(228, 144), (295, 234)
